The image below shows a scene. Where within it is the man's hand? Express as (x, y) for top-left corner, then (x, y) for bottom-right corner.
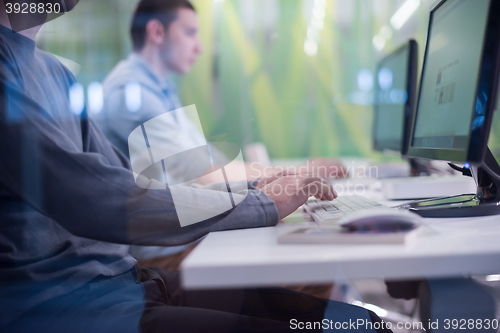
(305, 158), (348, 179)
(254, 170), (296, 189)
(260, 175), (337, 220)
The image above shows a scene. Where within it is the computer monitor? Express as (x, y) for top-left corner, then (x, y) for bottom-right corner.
(401, 0), (500, 217)
(373, 40), (418, 156)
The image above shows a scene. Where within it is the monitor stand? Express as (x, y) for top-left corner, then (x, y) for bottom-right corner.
(397, 148), (500, 218)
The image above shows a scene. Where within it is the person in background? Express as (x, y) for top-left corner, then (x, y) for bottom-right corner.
(95, 0), (347, 266)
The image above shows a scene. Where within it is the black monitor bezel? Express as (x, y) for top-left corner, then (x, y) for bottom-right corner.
(407, 0), (500, 164)
(373, 39), (418, 156)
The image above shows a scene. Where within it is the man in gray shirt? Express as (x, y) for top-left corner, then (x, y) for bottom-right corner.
(0, 1), (388, 332)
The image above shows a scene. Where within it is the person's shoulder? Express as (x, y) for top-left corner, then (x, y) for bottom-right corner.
(103, 55), (161, 94)
(104, 58), (134, 84)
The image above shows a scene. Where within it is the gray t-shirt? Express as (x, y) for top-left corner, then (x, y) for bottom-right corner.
(0, 25), (278, 328)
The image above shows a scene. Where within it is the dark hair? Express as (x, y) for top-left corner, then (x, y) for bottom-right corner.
(130, 0), (195, 51)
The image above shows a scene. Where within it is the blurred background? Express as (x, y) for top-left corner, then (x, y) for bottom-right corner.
(35, 0), (500, 161)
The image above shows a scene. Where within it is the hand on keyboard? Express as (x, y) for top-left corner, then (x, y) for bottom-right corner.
(304, 195), (385, 225)
(260, 175), (337, 220)
(307, 158), (348, 179)
(254, 170), (295, 189)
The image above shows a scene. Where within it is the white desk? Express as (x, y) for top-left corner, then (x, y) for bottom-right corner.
(181, 212), (500, 290)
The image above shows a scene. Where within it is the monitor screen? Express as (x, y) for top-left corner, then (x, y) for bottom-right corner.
(373, 42), (416, 154)
(409, 0), (494, 162)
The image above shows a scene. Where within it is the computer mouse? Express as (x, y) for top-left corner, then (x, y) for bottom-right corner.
(338, 209), (422, 232)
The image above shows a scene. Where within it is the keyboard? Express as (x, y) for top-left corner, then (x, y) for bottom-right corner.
(303, 195), (387, 225)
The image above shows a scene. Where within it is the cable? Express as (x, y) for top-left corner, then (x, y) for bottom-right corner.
(447, 163), (472, 177)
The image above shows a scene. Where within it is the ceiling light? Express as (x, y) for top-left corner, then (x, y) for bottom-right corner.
(390, 0), (421, 30)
